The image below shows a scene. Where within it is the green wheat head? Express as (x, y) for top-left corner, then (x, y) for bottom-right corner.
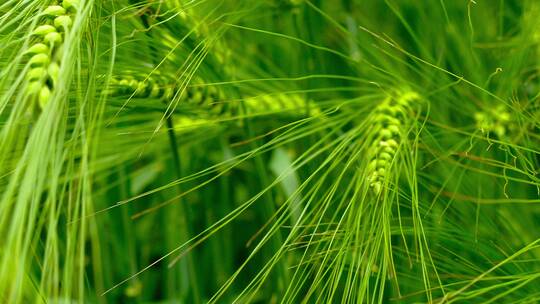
(366, 90), (420, 195)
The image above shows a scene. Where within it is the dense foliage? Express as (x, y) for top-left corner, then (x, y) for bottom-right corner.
(1, 0), (539, 303)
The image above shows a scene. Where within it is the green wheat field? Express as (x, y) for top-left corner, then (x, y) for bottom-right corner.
(1, 0), (539, 303)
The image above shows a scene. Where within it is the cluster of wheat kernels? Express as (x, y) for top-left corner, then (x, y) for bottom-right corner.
(26, 0), (78, 109)
(367, 91), (419, 195)
(109, 74), (225, 111)
(474, 104), (515, 139)
(109, 75), (176, 100)
(243, 93), (321, 116)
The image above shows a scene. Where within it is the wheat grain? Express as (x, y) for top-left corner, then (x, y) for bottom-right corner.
(26, 43), (49, 54)
(62, 0), (80, 10)
(43, 5), (66, 16)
